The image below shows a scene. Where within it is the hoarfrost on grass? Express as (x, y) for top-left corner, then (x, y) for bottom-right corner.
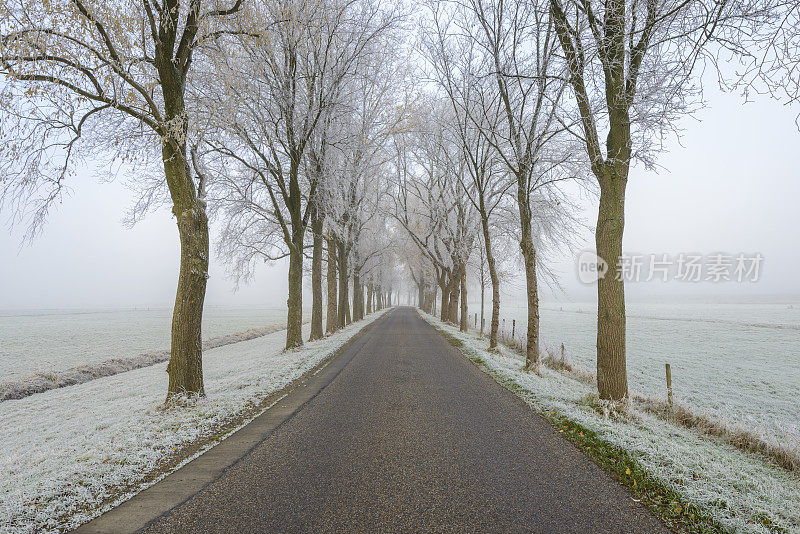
(0, 309), (387, 534)
(422, 312), (800, 534)
(0, 307), (309, 380)
(494, 301), (800, 450)
(0, 320), (309, 401)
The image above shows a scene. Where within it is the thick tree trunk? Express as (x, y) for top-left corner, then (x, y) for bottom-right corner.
(167, 200), (209, 397)
(479, 256), (485, 336)
(447, 272), (460, 324)
(366, 283), (373, 314)
(326, 236), (338, 334)
(164, 143), (208, 398)
(439, 281), (448, 321)
(361, 285), (366, 317)
(286, 241), (304, 349)
(459, 268), (468, 332)
(284, 156), (305, 349)
(309, 212), (324, 341)
(596, 170), (628, 400)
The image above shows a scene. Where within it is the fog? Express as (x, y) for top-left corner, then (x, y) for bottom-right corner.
(1, 80), (799, 310)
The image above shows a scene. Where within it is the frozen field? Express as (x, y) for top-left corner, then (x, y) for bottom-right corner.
(0, 307), (305, 381)
(484, 299), (800, 450)
(0, 310), (388, 533)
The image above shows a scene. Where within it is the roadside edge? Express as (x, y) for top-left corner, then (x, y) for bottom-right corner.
(71, 309), (394, 534)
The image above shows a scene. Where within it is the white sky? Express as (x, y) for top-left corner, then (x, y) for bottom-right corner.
(1, 80), (799, 309)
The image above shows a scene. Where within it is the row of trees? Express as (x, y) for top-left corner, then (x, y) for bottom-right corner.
(0, 0), (406, 398)
(1, 0), (798, 402)
(394, 0), (798, 402)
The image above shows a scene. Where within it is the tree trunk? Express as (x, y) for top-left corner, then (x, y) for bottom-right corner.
(337, 240), (350, 327)
(309, 211), (324, 341)
(367, 283), (373, 314)
(479, 250), (485, 336)
(286, 241), (304, 349)
(447, 272), (460, 324)
(439, 281), (448, 321)
(596, 170), (628, 400)
(352, 270), (362, 322)
(482, 222), (501, 349)
(326, 236), (338, 334)
(521, 243), (540, 368)
(459, 268), (468, 332)
(167, 201), (209, 396)
(164, 144), (208, 398)
(424, 288), (433, 314)
(518, 179), (540, 369)
(284, 153), (305, 349)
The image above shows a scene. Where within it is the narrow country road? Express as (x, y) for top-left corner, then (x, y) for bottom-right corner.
(124, 308), (668, 533)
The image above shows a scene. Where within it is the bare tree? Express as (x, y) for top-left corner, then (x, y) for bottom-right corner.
(394, 98), (479, 328)
(423, 3), (512, 348)
(325, 34), (406, 326)
(202, 0), (394, 348)
(445, 0), (574, 369)
(549, 0), (775, 400)
(0, 0), (246, 398)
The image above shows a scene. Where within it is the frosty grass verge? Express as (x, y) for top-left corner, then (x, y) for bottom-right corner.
(420, 312), (800, 534)
(0, 320), (310, 402)
(0, 309), (388, 534)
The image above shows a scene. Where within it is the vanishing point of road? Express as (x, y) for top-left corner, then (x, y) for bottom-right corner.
(80, 307), (668, 533)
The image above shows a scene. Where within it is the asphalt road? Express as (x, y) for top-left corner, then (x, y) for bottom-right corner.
(141, 307), (667, 533)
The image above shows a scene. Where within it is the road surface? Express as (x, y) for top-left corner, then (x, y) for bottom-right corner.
(86, 307), (668, 533)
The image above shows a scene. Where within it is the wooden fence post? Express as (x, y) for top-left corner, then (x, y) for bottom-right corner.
(666, 363), (674, 410)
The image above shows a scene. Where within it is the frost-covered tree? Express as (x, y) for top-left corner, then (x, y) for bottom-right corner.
(0, 0), (247, 398)
(324, 32), (407, 326)
(426, 0), (577, 368)
(395, 98), (480, 329)
(422, 4), (512, 348)
(549, 0), (776, 400)
(201, 0), (395, 348)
